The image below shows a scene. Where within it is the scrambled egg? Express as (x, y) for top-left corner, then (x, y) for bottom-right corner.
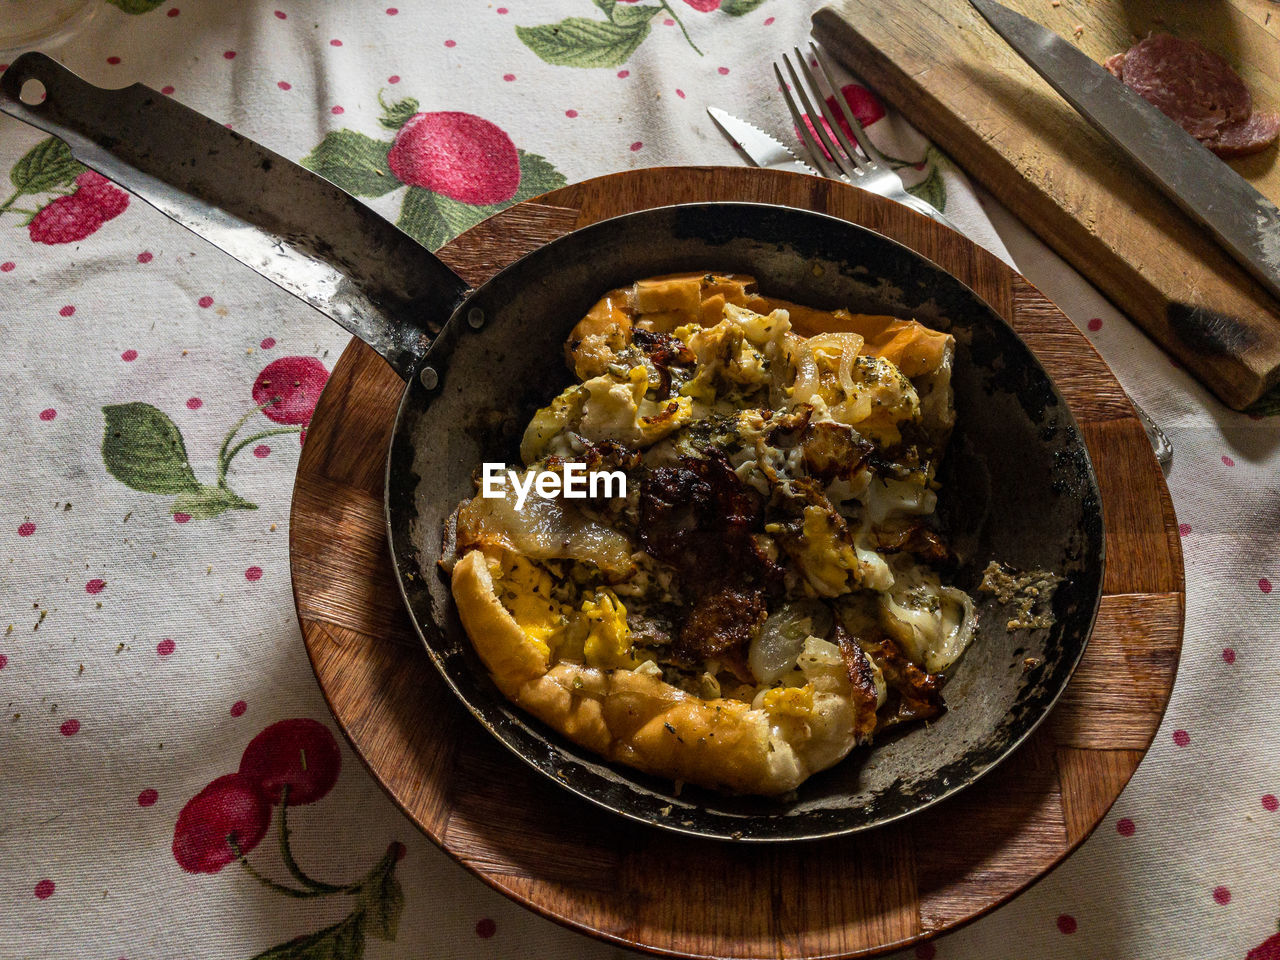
(578, 365), (694, 448)
(497, 555), (566, 659)
(579, 589), (635, 669)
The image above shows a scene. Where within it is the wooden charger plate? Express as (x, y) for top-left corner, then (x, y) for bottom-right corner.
(289, 168), (1184, 958)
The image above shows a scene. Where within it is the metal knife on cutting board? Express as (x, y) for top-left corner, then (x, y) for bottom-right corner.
(968, 0), (1280, 306)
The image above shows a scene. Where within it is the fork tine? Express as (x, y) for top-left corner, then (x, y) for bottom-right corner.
(799, 44), (873, 171)
(772, 61), (840, 180)
(810, 42), (885, 166)
(781, 51), (858, 181)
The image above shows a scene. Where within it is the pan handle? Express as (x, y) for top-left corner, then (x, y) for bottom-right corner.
(0, 53), (470, 380)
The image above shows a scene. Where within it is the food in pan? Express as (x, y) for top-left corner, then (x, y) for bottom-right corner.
(441, 272), (983, 796)
(1104, 33), (1279, 158)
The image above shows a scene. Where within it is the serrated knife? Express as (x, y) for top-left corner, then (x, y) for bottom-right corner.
(707, 106), (817, 176)
(968, 0), (1280, 305)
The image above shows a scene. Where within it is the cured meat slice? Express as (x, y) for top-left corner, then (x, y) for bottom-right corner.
(1117, 34), (1251, 140)
(1204, 111), (1280, 158)
(1103, 52), (1125, 80)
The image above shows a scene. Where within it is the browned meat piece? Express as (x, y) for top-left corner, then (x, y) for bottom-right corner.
(800, 420), (874, 484)
(676, 587), (766, 661)
(873, 521), (951, 564)
(832, 624), (882, 741)
(1118, 34), (1251, 140)
(1204, 111), (1280, 157)
(638, 452), (783, 593)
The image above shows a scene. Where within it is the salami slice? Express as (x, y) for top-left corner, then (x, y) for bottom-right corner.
(1204, 111), (1280, 158)
(1116, 33), (1251, 140)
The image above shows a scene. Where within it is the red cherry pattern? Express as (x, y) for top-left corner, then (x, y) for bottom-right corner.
(172, 773), (271, 873)
(387, 111), (520, 205)
(28, 172), (129, 245)
(239, 718), (341, 806)
(253, 356), (329, 426)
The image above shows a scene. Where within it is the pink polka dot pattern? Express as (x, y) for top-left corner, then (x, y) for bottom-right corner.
(166, 6), (178, 15)
(60, 719), (80, 736)
(1173, 729), (1190, 747)
(1056, 914), (1077, 934)
(186, 397), (202, 410)
(1213, 886), (1231, 905)
(274, 9), (286, 18)
(386, 6), (398, 13)
(245, 566), (263, 581)
(161, 86), (175, 96)
(676, 89), (685, 99)
(1262, 794), (1278, 812)
(617, 69), (630, 78)
(389, 75), (401, 83)
(1222, 455), (1235, 466)
(253, 445), (271, 458)
(137, 251), (153, 263)
(331, 105), (344, 114)
(1223, 648), (1236, 664)
(86, 579), (106, 595)
(197, 295), (213, 308)
(39, 408), (56, 421)
(565, 109), (578, 118)
(663, 17), (674, 25)
(138, 788), (158, 806)
(330, 38), (343, 46)
(18, 522), (35, 537)
(1, 261), (14, 271)
(630, 141), (643, 151)
(764, 16), (775, 24)
(497, 6), (508, 12)
(718, 66), (730, 75)
(59, 305), (75, 317)
(1178, 523), (1190, 536)
(503, 74), (515, 81)
(156, 638), (175, 656)
(1260, 578), (1273, 594)
(173, 513), (191, 524)
(278, 81), (292, 90)
(34, 879), (55, 900)
(121, 349), (138, 362)
(1116, 817), (1135, 836)
(444, 39), (456, 47)
(475, 918), (496, 938)
(260, 336), (276, 349)
(224, 51), (236, 59)
(107, 56), (121, 65)
(230, 700), (247, 717)
(0, 654), (8, 669)
(1087, 317), (1102, 332)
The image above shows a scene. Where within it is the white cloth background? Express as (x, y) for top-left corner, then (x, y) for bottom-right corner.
(1, 2), (1276, 958)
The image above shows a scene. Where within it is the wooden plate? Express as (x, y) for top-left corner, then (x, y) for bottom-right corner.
(289, 168), (1184, 959)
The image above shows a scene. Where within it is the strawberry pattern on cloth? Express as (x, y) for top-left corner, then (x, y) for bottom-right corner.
(0, 2), (1275, 960)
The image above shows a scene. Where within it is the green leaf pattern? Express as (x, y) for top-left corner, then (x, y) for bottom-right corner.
(300, 131), (399, 198)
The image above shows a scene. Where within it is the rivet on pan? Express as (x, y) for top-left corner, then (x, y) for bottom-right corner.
(467, 307), (485, 329)
(419, 366), (439, 390)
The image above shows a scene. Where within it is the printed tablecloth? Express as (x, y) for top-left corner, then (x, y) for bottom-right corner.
(1, 2), (1277, 958)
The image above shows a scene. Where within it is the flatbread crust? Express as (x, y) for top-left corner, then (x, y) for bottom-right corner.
(451, 550), (864, 795)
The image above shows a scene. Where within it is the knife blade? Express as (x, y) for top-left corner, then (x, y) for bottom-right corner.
(968, 0), (1280, 305)
(707, 106), (817, 176)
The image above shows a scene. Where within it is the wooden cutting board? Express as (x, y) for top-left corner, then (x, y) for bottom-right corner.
(289, 168), (1184, 958)
(813, 0), (1280, 410)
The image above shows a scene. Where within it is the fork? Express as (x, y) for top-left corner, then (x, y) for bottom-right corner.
(774, 44), (959, 231)
(774, 43), (1173, 468)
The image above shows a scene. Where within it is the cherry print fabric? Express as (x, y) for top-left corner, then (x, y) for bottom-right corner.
(0, 2), (1274, 959)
